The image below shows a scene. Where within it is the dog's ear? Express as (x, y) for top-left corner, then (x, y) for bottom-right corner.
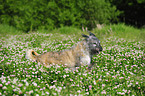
(88, 31), (96, 37)
(82, 34), (89, 38)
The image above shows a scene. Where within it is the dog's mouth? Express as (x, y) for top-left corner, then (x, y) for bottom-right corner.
(93, 48), (102, 55)
(91, 49), (99, 55)
(95, 50), (99, 54)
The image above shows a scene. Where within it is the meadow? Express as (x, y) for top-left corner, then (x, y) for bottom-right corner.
(0, 24), (145, 95)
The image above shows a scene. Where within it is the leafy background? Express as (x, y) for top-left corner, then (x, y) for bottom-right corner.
(0, 0), (120, 32)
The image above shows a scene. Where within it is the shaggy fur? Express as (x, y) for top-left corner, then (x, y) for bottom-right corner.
(26, 32), (103, 70)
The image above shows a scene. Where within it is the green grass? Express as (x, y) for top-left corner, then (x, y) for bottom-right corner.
(0, 24), (145, 95)
(93, 23), (145, 42)
(0, 24), (23, 37)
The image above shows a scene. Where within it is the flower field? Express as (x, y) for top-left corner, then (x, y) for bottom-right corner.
(0, 31), (145, 95)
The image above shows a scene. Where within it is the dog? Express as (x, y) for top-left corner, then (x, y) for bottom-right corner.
(26, 31), (103, 70)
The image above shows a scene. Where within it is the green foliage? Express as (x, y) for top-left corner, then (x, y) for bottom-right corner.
(0, 0), (120, 32)
(77, 0), (120, 29)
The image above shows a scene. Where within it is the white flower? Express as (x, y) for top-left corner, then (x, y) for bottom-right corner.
(46, 92), (49, 95)
(101, 90), (106, 94)
(2, 86), (7, 89)
(102, 84), (105, 87)
(119, 77), (124, 79)
(32, 82), (37, 86)
(0, 84), (2, 87)
(77, 90), (81, 93)
(18, 83), (23, 87)
(26, 81), (29, 86)
(29, 90), (34, 94)
(63, 75), (66, 78)
(12, 78), (18, 84)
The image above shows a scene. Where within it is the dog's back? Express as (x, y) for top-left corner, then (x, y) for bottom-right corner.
(33, 41), (89, 68)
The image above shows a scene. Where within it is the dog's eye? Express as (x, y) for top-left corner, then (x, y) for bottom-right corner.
(93, 43), (97, 44)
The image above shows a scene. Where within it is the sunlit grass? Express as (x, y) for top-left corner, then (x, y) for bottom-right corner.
(93, 23), (145, 42)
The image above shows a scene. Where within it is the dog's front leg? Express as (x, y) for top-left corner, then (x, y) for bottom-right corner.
(88, 60), (95, 71)
(75, 57), (81, 67)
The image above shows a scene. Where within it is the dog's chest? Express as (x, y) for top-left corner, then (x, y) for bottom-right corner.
(80, 54), (91, 66)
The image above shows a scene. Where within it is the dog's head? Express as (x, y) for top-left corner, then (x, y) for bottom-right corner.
(82, 31), (103, 55)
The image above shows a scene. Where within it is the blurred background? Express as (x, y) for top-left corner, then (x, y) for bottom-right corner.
(0, 0), (145, 32)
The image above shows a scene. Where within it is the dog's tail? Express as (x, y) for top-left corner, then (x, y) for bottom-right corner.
(26, 49), (39, 61)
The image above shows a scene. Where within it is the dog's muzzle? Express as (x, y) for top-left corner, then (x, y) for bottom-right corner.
(95, 46), (103, 54)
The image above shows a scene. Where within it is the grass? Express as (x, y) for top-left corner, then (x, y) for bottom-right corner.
(93, 23), (145, 42)
(0, 24), (145, 95)
(0, 24), (23, 37)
